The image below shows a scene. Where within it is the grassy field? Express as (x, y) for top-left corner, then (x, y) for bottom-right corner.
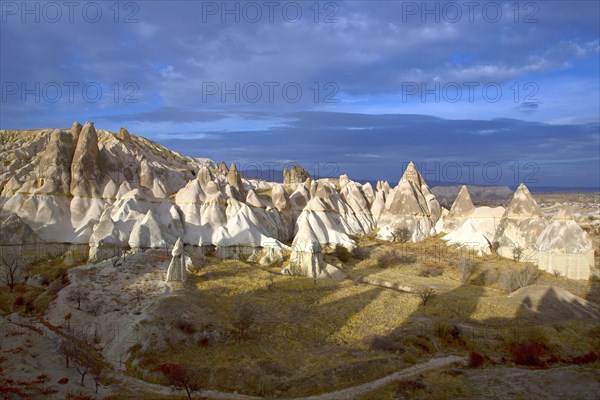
(126, 235), (600, 397)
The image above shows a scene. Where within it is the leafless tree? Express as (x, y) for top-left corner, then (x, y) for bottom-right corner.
(68, 287), (86, 310)
(60, 330), (106, 388)
(394, 227), (412, 243)
(512, 245), (523, 263)
(131, 288), (144, 304)
(85, 301), (103, 317)
(1, 257), (23, 292)
(158, 363), (201, 400)
(419, 288), (436, 306)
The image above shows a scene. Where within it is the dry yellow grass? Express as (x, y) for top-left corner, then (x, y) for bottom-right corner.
(124, 236), (598, 397)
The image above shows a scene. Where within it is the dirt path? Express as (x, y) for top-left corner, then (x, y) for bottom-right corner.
(11, 316), (464, 400)
(116, 355), (464, 400)
(290, 355), (464, 400)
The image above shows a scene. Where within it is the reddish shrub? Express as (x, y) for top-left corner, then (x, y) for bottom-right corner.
(468, 351), (485, 368)
(57, 377), (69, 384)
(176, 321), (196, 335)
(65, 392), (94, 400)
(509, 343), (549, 368)
(36, 374), (49, 382)
(364, 335), (404, 354)
(197, 337), (210, 346)
(156, 363), (201, 399)
(571, 351), (599, 365)
(13, 296), (25, 306)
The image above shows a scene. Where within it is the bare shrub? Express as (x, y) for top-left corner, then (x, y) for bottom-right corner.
(434, 323), (466, 348)
(14, 295), (25, 306)
(553, 269), (562, 278)
(157, 363), (201, 399)
(500, 270), (518, 292)
(68, 288), (86, 310)
(364, 335), (404, 354)
(176, 321), (196, 335)
(512, 245), (523, 263)
(60, 330), (108, 388)
(335, 244), (351, 262)
(376, 249), (415, 268)
(500, 265), (539, 292)
(468, 351), (485, 368)
(1, 257), (23, 292)
(419, 263), (443, 278)
(418, 288), (436, 306)
(131, 288), (144, 304)
(457, 257), (474, 284)
(235, 304), (255, 338)
(256, 376), (274, 397)
(515, 264), (539, 288)
(85, 301), (103, 317)
(484, 268), (498, 286)
(394, 227), (412, 243)
(490, 241), (500, 255)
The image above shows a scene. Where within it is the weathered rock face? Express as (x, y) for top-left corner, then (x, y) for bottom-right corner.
(443, 219), (491, 256)
(70, 121), (101, 197)
(376, 162), (435, 242)
(226, 163), (245, 200)
(166, 238), (192, 282)
(1, 122), (592, 281)
(281, 222), (345, 279)
(217, 161), (229, 175)
(271, 184), (290, 211)
(283, 165), (311, 185)
(0, 212), (40, 244)
(32, 129), (74, 194)
(71, 121), (83, 144)
(116, 127), (131, 141)
(493, 184), (548, 260)
(447, 186), (476, 223)
(535, 206), (594, 280)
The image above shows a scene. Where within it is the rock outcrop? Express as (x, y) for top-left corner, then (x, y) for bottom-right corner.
(493, 183), (548, 260)
(283, 165), (311, 185)
(535, 206), (594, 280)
(166, 238), (192, 282)
(70, 121), (101, 197)
(376, 162), (438, 242)
(281, 222), (345, 279)
(1, 123), (592, 281)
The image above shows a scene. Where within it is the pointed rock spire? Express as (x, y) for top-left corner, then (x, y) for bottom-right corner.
(555, 204), (577, 220)
(196, 165), (214, 186)
(70, 121), (100, 196)
(448, 186), (476, 217)
(71, 121), (83, 144)
(284, 165), (311, 185)
(400, 161), (423, 187)
(116, 127), (131, 141)
(226, 162), (245, 200)
(505, 183), (543, 218)
(166, 238), (191, 282)
(218, 161), (229, 174)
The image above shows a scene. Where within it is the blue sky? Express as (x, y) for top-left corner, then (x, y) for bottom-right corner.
(1, 1), (599, 188)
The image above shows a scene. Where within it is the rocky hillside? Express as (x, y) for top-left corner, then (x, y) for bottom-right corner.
(0, 122), (594, 280)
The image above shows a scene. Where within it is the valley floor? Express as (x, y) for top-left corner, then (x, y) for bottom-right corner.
(2, 235), (599, 399)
